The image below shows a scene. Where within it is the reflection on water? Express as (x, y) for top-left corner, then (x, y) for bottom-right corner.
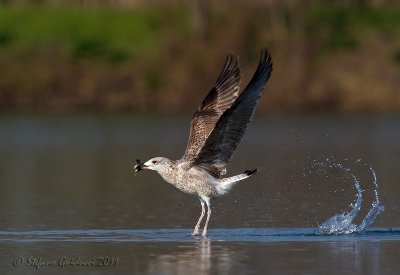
(1, 228), (400, 274)
(0, 114), (400, 273)
(147, 238), (214, 274)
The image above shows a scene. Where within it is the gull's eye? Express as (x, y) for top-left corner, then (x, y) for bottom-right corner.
(152, 160), (157, 164)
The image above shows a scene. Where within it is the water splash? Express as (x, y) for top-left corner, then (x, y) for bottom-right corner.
(357, 164), (385, 232)
(318, 160), (384, 235)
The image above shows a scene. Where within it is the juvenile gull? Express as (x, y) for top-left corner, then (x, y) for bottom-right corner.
(135, 49), (273, 236)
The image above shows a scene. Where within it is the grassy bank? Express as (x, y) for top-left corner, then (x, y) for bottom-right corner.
(0, 3), (399, 113)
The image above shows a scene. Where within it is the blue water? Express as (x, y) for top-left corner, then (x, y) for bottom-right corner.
(1, 228), (400, 243)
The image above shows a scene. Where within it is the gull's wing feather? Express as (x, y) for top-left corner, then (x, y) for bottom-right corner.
(182, 53), (241, 161)
(193, 49), (273, 177)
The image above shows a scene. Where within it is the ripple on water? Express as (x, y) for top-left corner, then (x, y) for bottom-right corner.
(0, 228), (400, 244)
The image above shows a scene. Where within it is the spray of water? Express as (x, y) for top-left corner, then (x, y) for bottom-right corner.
(356, 163), (385, 232)
(318, 159), (384, 235)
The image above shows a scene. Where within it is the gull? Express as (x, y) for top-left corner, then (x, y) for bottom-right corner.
(135, 49), (273, 236)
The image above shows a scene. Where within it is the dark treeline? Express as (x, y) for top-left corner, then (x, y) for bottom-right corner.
(0, 0), (399, 113)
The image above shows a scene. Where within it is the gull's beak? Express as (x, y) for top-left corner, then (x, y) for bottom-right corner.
(134, 159), (147, 172)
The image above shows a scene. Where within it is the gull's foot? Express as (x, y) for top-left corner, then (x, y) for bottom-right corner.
(201, 231), (207, 237)
(192, 230), (199, 236)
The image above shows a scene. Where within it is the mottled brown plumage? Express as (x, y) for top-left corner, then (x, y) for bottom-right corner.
(183, 53), (241, 163)
(135, 49), (273, 236)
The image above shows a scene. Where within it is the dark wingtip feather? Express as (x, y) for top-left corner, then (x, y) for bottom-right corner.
(244, 168), (257, 176)
(215, 51), (241, 91)
(258, 48), (273, 80)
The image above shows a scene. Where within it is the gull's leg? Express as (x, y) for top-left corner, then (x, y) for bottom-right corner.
(192, 198), (205, 236)
(201, 196), (211, 237)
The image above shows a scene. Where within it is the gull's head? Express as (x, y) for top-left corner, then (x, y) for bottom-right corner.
(134, 157), (171, 173)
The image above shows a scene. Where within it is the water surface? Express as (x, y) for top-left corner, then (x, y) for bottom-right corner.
(0, 114), (399, 274)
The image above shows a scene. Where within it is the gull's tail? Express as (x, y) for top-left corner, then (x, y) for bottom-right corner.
(219, 169), (257, 191)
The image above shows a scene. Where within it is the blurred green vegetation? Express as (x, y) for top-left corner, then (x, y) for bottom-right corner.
(0, 6), (191, 62)
(0, 1), (399, 113)
(308, 5), (400, 51)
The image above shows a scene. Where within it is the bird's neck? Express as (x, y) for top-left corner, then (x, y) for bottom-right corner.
(157, 164), (176, 183)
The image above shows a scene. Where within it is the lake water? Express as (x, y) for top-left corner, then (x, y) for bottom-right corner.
(0, 114), (399, 274)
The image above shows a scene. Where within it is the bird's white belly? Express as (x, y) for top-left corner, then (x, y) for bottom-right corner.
(161, 168), (218, 197)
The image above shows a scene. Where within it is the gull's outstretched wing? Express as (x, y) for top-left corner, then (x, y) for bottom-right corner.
(182, 53), (241, 161)
(193, 49), (273, 177)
